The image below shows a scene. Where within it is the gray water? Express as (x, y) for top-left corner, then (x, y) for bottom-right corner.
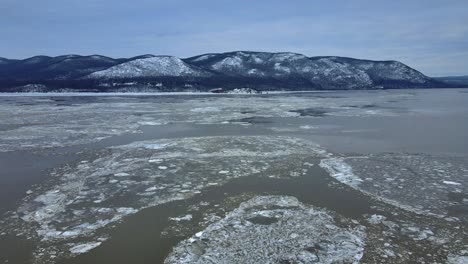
(0, 89), (467, 263)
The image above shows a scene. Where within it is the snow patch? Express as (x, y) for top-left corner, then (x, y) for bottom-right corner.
(88, 56), (210, 78)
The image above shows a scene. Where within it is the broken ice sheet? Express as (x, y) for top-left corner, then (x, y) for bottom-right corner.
(320, 153), (468, 221)
(320, 157), (364, 188)
(447, 252), (468, 264)
(0, 93), (405, 152)
(2, 136), (328, 263)
(165, 195), (365, 264)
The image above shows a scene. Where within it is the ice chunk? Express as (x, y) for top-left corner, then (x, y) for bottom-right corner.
(190, 107), (220, 113)
(69, 242), (102, 254)
(145, 186), (158, 192)
(169, 215), (193, 222)
(143, 143), (170, 150)
(114, 172), (130, 177)
(443, 181), (461, 186)
(320, 157), (363, 188)
(367, 214), (386, 225)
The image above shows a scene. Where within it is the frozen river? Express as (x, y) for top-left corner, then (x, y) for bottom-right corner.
(0, 89), (467, 263)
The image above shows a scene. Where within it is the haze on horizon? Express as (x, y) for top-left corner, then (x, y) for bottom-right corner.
(1, 0), (467, 77)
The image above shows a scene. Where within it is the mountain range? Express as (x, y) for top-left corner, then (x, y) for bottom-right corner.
(0, 51), (453, 92)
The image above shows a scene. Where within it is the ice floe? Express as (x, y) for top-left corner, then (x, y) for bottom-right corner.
(169, 215), (193, 222)
(447, 252), (468, 264)
(165, 195), (365, 264)
(443, 180), (462, 186)
(2, 136), (327, 262)
(69, 242), (102, 254)
(367, 214), (386, 225)
(319, 157), (363, 188)
(321, 153), (468, 221)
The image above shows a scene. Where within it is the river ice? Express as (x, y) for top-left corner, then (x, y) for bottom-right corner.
(1, 136), (327, 263)
(165, 195), (365, 264)
(320, 153), (468, 222)
(0, 92), (409, 152)
(0, 90), (467, 264)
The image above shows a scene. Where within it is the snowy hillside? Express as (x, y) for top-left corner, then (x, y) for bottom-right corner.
(0, 57), (11, 65)
(0, 55), (121, 80)
(87, 56), (212, 79)
(0, 51), (445, 92)
(186, 51), (435, 89)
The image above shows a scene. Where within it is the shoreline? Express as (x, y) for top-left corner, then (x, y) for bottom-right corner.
(0, 87), (463, 97)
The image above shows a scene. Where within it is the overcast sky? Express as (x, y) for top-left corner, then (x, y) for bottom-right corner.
(1, 0), (467, 76)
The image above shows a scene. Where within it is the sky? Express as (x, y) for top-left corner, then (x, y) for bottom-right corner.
(1, 0), (467, 76)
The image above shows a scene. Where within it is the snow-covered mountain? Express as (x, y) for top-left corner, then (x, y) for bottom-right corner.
(0, 55), (121, 80)
(0, 51), (447, 92)
(185, 51), (436, 89)
(0, 57), (12, 65)
(87, 56), (212, 79)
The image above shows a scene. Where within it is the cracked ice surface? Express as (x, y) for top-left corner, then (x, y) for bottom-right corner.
(320, 154), (468, 221)
(319, 157), (363, 188)
(0, 92), (410, 152)
(448, 252), (468, 264)
(165, 195), (365, 264)
(2, 136), (327, 262)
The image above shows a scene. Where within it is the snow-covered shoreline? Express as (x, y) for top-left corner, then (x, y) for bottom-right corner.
(0, 90), (332, 97)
